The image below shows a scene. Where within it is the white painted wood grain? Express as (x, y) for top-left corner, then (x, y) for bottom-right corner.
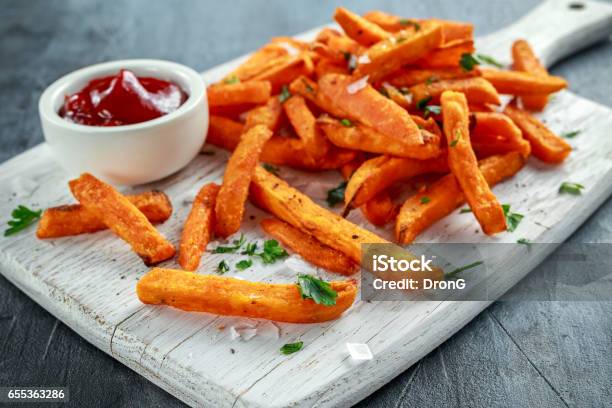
(1, 1), (612, 407)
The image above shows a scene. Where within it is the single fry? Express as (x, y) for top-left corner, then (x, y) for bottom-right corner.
(396, 152), (525, 243)
(384, 67), (479, 88)
(334, 7), (389, 46)
(414, 40), (475, 68)
(178, 183), (220, 271)
(250, 166), (390, 263)
(207, 81), (271, 107)
(206, 115), (245, 151)
(251, 54), (314, 93)
(512, 39), (549, 111)
(69, 173), (175, 265)
(360, 192), (399, 226)
(289, 76), (346, 117)
(318, 74), (423, 145)
(354, 21), (443, 81)
(37, 191), (172, 239)
(226, 44), (290, 81)
(481, 69), (567, 95)
(244, 96), (283, 131)
(283, 95), (329, 160)
(318, 116), (441, 159)
(215, 124), (273, 238)
(441, 91), (506, 235)
(471, 112), (531, 158)
(137, 268), (357, 323)
(504, 102), (572, 163)
(409, 77), (500, 106)
(261, 218), (359, 275)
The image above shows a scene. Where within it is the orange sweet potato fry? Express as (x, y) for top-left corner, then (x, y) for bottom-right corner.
(384, 67), (479, 88)
(344, 154), (448, 210)
(250, 167), (390, 263)
(360, 192), (399, 226)
(261, 218), (359, 275)
(471, 112), (531, 158)
(289, 76), (346, 117)
(318, 116), (441, 159)
(315, 27), (342, 44)
(504, 102), (571, 163)
(410, 77), (500, 106)
(441, 91), (506, 235)
(314, 58), (349, 78)
(414, 40), (475, 68)
(334, 7), (390, 46)
(354, 21), (443, 81)
(206, 115), (245, 150)
(339, 154), (366, 180)
(283, 95), (329, 160)
(207, 81), (271, 107)
(251, 54), (314, 94)
(512, 39), (549, 111)
(226, 44), (290, 81)
(69, 173), (175, 265)
(37, 191), (172, 239)
(396, 152), (525, 243)
(481, 69), (567, 95)
(178, 183), (220, 271)
(215, 124), (273, 238)
(318, 74), (423, 145)
(244, 97), (283, 131)
(137, 268), (357, 323)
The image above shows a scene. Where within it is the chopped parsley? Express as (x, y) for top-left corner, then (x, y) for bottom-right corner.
(235, 259), (253, 271)
(4, 205), (41, 236)
(450, 129), (462, 147)
(517, 238), (532, 246)
(445, 261), (483, 280)
(502, 204), (524, 232)
(459, 53), (504, 71)
(420, 196), (431, 204)
(302, 78), (314, 93)
(340, 118), (354, 127)
(217, 260), (230, 274)
(399, 19), (421, 31)
(279, 85), (292, 103)
(326, 181), (347, 207)
(425, 76), (439, 85)
(280, 341), (304, 355)
(257, 239), (288, 264)
(475, 53), (503, 68)
(396, 36), (407, 44)
(416, 96), (432, 110)
(241, 242), (258, 256)
(559, 182), (584, 195)
(561, 130), (581, 138)
(297, 274), (338, 306)
(262, 163), (280, 175)
(213, 234), (246, 253)
(223, 75), (240, 84)
(459, 208), (472, 214)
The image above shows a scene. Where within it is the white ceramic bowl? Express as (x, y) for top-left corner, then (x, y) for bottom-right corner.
(39, 59), (208, 186)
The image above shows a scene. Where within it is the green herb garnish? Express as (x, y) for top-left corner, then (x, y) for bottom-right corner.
(236, 259), (253, 271)
(450, 129), (461, 147)
(340, 118), (354, 127)
(280, 341), (304, 355)
(459, 208), (472, 214)
(425, 75), (439, 85)
(262, 163), (279, 175)
(223, 75), (240, 84)
(475, 53), (503, 68)
(502, 204), (524, 232)
(4, 205), (41, 236)
(445, 261), (483, 280)
(279, 85), (292, 103)
(559, 182), (584, 195)
(241, 242), (258, 256)
(257, 239), (288, 264)
(326, 181), (347, 207)
(423, 105), (441, 118)
(420, 196), (431, 204)
(302, 78), (314, 93)
(217, 260), (230, 274)
(396, 36), (407, 44)
(297, 274), (338, 306)
(561, 130), (581, 138)
(460, 53), (503, 71)
(213, 234), (246, 253)
(399, 19), (421, 31)
(416, 96), (432, 111)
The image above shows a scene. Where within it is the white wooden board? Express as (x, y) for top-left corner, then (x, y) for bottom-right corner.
(1, 1), (612, 407)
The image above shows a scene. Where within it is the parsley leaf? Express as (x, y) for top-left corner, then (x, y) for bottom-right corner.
(280, 341), (304, 355)
(517, 238), (532, 246)
(445, 261), (483, 280)
(302, 78), (314, 93)
(416, 96), (432, 110)
(326, 181), (347, 207)
(420, 196), (431, 204)
(217, 260), (230, 274)
(213, 234), (246, 253)
(4, 205), (41, 236)
(502, 204), (524, 232)
(559, 182), (584, 195)
(459, 208), (472, 214)
(340, 118), (354, 127)
(459, 53), (480, 71)
(223, 75), (240, 84)
(236, 259), (253, 271)
(279, 85), (292, 103)
(241, 242), (258, 256)
(257, 239), (288, 264)
(297, 274), (338, 306)
(450, 129), (461, 147)
(262, 163), (279, 175)
(425, 75), (439, 85)
(475, 53), (503, 68)
(399, 19), (421, 31)
(561, 130), (580, 139)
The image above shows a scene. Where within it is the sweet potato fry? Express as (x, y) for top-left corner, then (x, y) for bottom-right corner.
(137, 268), (357, 323)
(215, 124), (273, 238)
(251, 54), (314, 94)
(384, 67), (478, 88)
(289, 76), (346, 117)
(410, 77), (500, 106)
(36, 191), (172, 239)
(261, 218), (359, 275)
(314, 58), (349, 78)
(68, 173), (175, 265)
(178, 183), (220, 271)
(206, 115), (244, 150)
(315, 27), (342, 44)
(340, 154), (366, 180)
(318, 74), (423, 145)
(414, 40), (475, 68)
(250, 167), (390, 263)
(396, 152), (525, 243)
(344, 155), (448, 210)
(360, 192), (399, 226)
(207, 81), (271, 107)
(226, 44), (290, 81)
(244, 97), (283, 131)
(318, 116), (440, 159)
(334, 7), (389, 46)
(481, 69), (567, 95)
(283, 95), (329, 160)
(441, 91), (506, 235)
(512, 39), (549, 111)
(504, 102), (571, 163)
(354, 21), (443, 81)
(471, 112), (531, 158)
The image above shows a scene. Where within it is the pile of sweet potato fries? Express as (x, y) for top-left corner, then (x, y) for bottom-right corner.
(36, 8), (572, 323)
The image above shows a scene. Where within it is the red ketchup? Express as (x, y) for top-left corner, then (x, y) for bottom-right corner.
(59, 69), (187, 126)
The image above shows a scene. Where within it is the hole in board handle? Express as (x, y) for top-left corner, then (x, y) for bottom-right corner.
(568, 2), (585, 10)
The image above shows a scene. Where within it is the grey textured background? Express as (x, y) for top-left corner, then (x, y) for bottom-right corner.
(1, 0), (611, 407)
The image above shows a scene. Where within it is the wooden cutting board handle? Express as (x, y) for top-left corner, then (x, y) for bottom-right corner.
(476, 0), (612, 68)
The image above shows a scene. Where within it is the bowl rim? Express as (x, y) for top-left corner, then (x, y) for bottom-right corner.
(38, 58), (206, 133)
